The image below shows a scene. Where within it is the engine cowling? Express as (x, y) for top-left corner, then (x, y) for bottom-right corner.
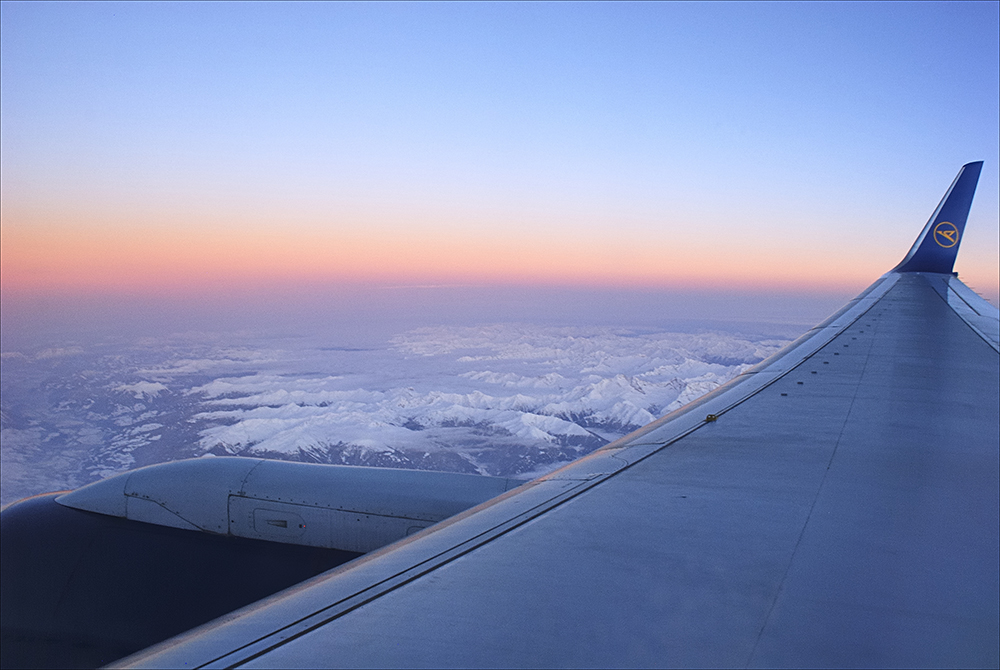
(1, 459), (522, 669)
(55, 457), (522, 552)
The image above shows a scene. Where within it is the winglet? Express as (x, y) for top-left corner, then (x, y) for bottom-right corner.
(893, 161), (983, 274)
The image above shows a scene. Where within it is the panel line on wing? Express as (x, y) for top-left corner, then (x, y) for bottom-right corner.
(746, 300), (883, 665)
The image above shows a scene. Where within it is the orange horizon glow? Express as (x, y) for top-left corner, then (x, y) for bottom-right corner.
(3, 201), (998, 306)
(1, 224), (886, 295)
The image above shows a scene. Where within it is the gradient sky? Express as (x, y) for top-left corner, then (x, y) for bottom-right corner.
(2, 2), (998, 322)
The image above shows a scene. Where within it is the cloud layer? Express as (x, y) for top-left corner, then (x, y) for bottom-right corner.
(1, 323), (788, 505)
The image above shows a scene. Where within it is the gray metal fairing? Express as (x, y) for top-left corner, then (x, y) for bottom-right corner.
(119, 267), (1000, 669)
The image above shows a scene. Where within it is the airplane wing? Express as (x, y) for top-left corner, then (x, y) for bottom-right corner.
(114, 162), (998, 669)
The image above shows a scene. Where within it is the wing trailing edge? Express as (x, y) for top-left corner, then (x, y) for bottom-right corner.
(893, 161), (983, 274)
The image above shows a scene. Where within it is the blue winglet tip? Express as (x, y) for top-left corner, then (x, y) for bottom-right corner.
(894, 162), (984, 274)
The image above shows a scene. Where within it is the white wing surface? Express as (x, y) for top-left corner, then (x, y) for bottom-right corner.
(120, 164), (999, 669)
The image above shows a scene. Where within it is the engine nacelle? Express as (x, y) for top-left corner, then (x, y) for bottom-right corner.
(2, 459), (522, 669)
(55, 457), (522, 553)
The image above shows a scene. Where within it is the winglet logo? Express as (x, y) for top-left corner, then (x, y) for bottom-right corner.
(933, 221), (959, 248)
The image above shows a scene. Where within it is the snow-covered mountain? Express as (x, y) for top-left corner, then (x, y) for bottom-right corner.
(0, 324), (789, 506)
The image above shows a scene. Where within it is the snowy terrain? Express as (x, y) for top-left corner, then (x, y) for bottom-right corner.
(1, 324), (790, 506)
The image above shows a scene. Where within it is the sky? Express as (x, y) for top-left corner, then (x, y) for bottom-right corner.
(1, 1), (998, 343)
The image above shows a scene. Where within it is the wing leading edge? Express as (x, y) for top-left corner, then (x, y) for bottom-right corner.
(119, 166), (999, 669)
